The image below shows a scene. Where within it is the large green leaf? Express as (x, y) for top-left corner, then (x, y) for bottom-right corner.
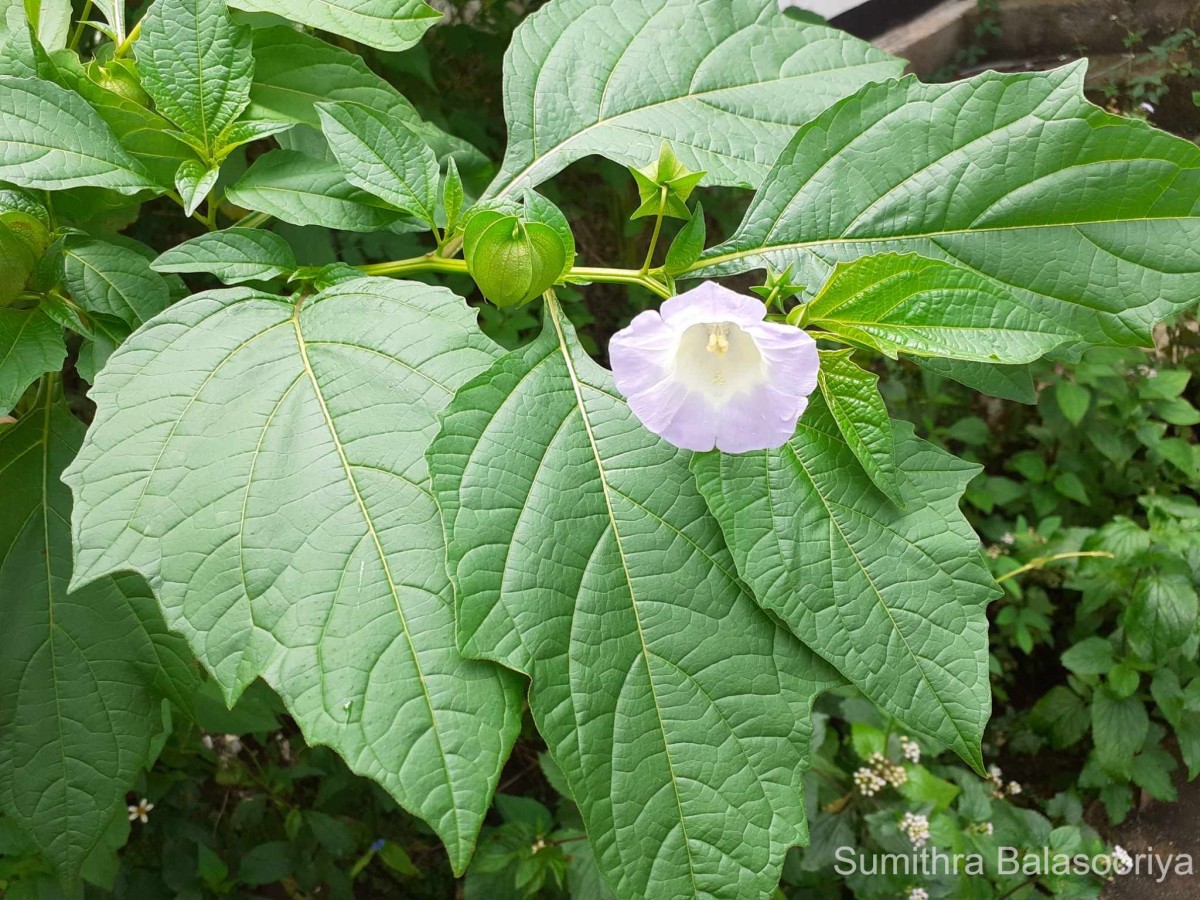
(63, 278), (522, 873)
(135, 0), (253, 158)
(0, 390), (198, 888)
(804, 253), (1074, 363)
(0, 75), (157, 193)
(0, 308), (64, 413)
(697, 64), (1200, 346)
(228, 0), (439, 52)
(429, 300), (842, 900)
(227, 150), (414, 233)
(691, 397), (998, 771)
(484, 0), (901, 199)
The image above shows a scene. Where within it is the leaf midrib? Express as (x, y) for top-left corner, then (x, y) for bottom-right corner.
(543, 297), (699, 892)
(289, 304), (465, 853)
(698, 214), (1200, 273)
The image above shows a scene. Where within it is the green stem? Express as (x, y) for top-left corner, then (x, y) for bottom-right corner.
(113, 19), (141, 58)
(356, 256), (673, 299)
(358, 256), (469, 278)
(996, 550), (1114, 583)
(68, 0), (95, 51)
(235, 210), (273, 229)
(567, 266), (671, 300)
(640, 186), (668, 274)
(201, 195), (221, 232)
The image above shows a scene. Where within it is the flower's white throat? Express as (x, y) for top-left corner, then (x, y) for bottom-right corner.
(673, 321), (765, 399)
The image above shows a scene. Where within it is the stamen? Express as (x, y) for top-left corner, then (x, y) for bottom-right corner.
(705, 324), (729, 356)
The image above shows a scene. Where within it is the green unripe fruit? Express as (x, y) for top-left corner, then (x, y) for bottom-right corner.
(0, 218), (40, 306)
(88, 60), (153, 107)
(1, 211), (50, 259)
(464, 211), (568, 308)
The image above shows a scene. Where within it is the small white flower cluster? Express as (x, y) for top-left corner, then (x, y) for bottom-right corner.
(1112, 845), (1134, 875)
(853, 766), (887, 796)
(968, 821), (994, 836)
(907, 887), (929, 900)
(853, 751), (908, 796)
(900, 735), (921, 764)
(127, 798), (154, 824)
(869, 752), (908, 788)
(899, 812), (931, 849)
(1137, 364), (1159, 379)
(986, 765), (1021, 799)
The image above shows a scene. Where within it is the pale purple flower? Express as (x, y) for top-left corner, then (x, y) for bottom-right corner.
(609, 282), (819, 453)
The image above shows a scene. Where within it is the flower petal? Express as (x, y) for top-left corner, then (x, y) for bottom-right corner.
(659, 281), (768, 331)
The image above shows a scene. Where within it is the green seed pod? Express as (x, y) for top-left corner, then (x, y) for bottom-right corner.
(464, 211), (567, 308)
(0, 218), (40, 306)
(88, 59), (153, 107)
(1, 211), (50, 259)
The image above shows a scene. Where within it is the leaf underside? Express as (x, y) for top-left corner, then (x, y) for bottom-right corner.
(63, 278), (523, 874)
(430, 303), (843, 900)
(228, 0), (439, 52)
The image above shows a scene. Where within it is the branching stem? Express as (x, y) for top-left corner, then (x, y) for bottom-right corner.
(357, 256), (673, 299)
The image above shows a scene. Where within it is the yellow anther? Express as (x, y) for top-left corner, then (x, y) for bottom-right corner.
(705, 325), (730, 355)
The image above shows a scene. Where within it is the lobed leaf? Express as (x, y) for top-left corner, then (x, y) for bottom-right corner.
(429, 301), (842, 900)
(0, 392), (198, 888)
(485, 0), (901, 199)
(64, 278), (523, 873)
(691, 397), (998, 772)
(698, 64), (1200, 346)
